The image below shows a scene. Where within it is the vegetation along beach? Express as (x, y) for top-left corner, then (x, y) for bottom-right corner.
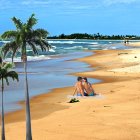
(1, 0), (140, 140)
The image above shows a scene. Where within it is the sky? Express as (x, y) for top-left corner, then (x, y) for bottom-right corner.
(0, 0), (140, 36)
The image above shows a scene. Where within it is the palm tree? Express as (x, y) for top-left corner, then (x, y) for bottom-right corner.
(1, 14), (51, 140)
(0, 62), (19, 140)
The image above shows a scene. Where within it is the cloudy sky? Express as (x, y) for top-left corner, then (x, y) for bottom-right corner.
(0, 0), (140, 35)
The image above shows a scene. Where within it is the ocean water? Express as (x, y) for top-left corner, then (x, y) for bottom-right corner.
(0, 39), (131, 113)
(0, 39), (130, 62)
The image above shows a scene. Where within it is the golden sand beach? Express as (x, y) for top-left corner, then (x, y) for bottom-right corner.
(1, 43), (140, 140)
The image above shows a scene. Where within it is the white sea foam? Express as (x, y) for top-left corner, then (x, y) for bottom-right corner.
(48, 40), (98, 45)
(65, 46), (84, 50)
(89, 42), (98, 45)
(111, 46), (117, 49)
(103, 46), (118, 50)
(49, 48), (55, 52)
(48, 41), (75, 44)
(4, 55), (51, 62)
(26, 50), (32, 52)
(0, 41), (10, 43)
(88, 44), (99, 47)
(52, 45), (56, 49)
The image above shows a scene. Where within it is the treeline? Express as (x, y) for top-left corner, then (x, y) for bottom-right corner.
(48, 33), (140, 40)
(1, 33), (140, 40)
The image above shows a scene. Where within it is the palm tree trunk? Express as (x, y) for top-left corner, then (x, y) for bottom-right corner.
(24, 61), (32, 140)
(1, 78), (5, 140)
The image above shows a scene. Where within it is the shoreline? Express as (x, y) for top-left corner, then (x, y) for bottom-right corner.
(1, 48), (140, 139)
(4, 50), (130, 124)
(4, 51), (97, 123)
(3, 49), (138, 123)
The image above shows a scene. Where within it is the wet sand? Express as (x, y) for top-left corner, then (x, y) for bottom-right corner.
(127, 41), (140, 47)
(1, 48), (140, 140)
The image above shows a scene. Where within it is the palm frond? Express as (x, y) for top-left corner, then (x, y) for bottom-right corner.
(3, 62), (13, 70)
(6, 71), (19, 82)
(0, 62), (19, 85)
(5, 77), (9, 85)
(26, 14), (37, 30)
(0, 69), (6, 79)
(30, 39), (47, 52)
(1, 31), (17, 39)
(12, 17), (23, 30)
(11, 45), (20, 62)
(27, 42), (39, 55)
(27, 30), (41, 40)
(41, 40), (51, 51)
(34, 29), (49, 38)
(16, 33), (22, 44)
(2, 41), (18, 58)
(0, 48), (4, 63)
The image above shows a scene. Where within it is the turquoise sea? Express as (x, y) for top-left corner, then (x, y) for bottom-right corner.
(0, 39), (130, 62)
(0, 39), (135, 113)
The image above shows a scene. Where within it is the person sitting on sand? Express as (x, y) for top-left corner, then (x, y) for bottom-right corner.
(82, 77), (96, 96)
(73, 77), (85, 96)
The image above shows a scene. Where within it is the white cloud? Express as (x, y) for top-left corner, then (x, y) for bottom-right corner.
(21, 0), (50, 5)
(0, 0), (139, 12)
(103, 0), (138, 5)
(0, 0), (13, 9)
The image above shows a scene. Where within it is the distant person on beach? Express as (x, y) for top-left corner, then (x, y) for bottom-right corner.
(126, 40), (129, 44)
(82, 77), (96, 96)
(124, 40), (126, 44)
(73, 77), (85, 96)
(124, 40), (129, 45)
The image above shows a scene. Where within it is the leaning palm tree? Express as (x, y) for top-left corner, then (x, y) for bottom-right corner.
(0, 62), (19, 140)
(1, 14), (51, 140)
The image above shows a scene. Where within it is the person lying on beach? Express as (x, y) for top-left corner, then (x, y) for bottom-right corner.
(82, 77), (96, 96)
(73, 77), (85, 96)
